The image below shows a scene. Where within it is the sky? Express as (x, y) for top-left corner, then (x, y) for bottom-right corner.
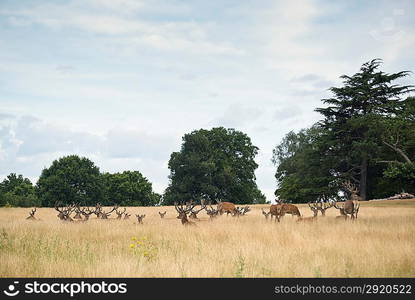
(0, 0), (414, 202)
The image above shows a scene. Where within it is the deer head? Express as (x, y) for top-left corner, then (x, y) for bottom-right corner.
(100, 205), (119, 219)
(206, 203), (219, 219)
(26, 208), (37, 220)
(343, 181), (362, 201)
(188, 203), (206, 219)
(55, 202), (74, 222)
(174, 201), (196, 225)
(261, 208), (271, 220)
(135, 214), (146, 224)
(115, 207), (126, 220)
(158, 211), (167, 219)
(79, 207), (96, 221)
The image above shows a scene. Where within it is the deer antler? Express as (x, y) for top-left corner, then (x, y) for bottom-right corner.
(343, 180), (359, 194)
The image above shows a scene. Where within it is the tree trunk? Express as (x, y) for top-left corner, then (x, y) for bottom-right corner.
(360, 157), (368, 200)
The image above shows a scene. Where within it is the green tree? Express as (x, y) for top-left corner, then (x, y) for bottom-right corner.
(103, 171), (161, 206)
(36, 155), (105, 206)
(163, 127), (266, 205)
(0, 173), (40, 207)
(315, 59), (414, 200)
(272, 126), (339, 203)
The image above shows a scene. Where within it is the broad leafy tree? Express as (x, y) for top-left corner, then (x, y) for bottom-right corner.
(272, 126), (339, 203)
(36, 155), (105, 206)
(103, 171), (161, 206)
(0, 173), (40, 207)
(163, 127), (266, 205)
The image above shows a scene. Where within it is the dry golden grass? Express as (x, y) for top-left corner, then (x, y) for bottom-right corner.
(1, 199), (414, 278)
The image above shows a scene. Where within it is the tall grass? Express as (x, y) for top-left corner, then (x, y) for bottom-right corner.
(0, 200), (414, 277)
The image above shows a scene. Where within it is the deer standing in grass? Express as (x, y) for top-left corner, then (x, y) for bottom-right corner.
(271, 200), (301, 222)
(216, 200), (236, 216)
(334, 181), (361, 220)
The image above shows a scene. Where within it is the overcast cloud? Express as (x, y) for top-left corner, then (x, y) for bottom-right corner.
(0, 0), (414, 201)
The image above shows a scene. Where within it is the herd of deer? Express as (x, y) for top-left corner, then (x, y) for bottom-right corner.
(24, 181), (361, 225)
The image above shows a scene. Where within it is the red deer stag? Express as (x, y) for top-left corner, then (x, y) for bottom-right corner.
(216, 200), (236, 216)
(189, 202), (206, 220)
(79, 207), (96, 221)
(97, 205), (119, 219)
(274, 200), (301, 222)
(333, 181), (361, 220)
(262, 208), (271, 220)
(115, 207), (126, 220)
(158, 211), (167, 219)
(308, 201), (333, 216)
(55, 202), (75, 222)
(233, 206), (251, 217)
(268, 204), (280, 222)
(174, 202), (196, 226)
(206, 203), (219, 220)
(135, 214), (146, 224)
(26, 208), (38, 220)
(297, 204), (318, 222)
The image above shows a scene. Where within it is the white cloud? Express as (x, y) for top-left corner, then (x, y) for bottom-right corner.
(0, 0), (414, 202)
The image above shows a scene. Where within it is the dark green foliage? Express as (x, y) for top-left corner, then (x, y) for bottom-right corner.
(272, 126), (340, 203)
(273, 60), (414, 202)
(103, 171), (161, 206)
(0, 173), (40, 207)
(36, 155), (105, 207)
(163, 127), (266, 205)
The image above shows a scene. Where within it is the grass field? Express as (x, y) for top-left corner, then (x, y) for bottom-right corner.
(1, 199), (414, 277)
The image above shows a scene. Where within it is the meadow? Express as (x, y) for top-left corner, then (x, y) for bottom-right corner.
(0, 199), (414, 277)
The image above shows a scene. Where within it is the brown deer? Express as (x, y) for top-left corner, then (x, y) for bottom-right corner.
(274, 200), (301, 222)
(334, 205), (349, 220)
(269, 204), (280, 222)
(55, 202), (75, 222)
(216, 200), (236, 216)
(135, 214), (146, 224)
(174, 202), (196, 226)
(70, 203), (82, 220)
(262, 208), (271, 220)
(189, 203), (206, 219)
(79, 207), (95, 222)
(308, 201), (333, 216)
(297, 205), (318, 223)
(99, 205), (119, 220)
(124, 212), (131, 220)
(158, 211), (167, 219)
(206, 204), (219, 220)
(334, 181), (361, 220)
(26, 208), (38, 220)
(115, 207), (126, 220)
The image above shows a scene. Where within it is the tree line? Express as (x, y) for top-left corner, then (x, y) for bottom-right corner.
(1, 59), (413, 207)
